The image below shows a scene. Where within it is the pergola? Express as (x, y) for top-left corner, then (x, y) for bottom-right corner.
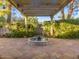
(8, 0), (71, 16)
(7, 0), (72, 36)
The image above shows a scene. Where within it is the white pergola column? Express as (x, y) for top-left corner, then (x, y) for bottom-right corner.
(25, 16), (28, 32)
(50, 16), (54, 36)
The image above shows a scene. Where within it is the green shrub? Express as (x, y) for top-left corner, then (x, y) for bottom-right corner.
(7, 21), (38, 38)
(7, 30), (37, 38)
(0, 16), (5, 28)
(56, 30), (79, 39)
(44, 19), (79, 39)
(8, 30), (27, 38)
(26, 31), (36, 37)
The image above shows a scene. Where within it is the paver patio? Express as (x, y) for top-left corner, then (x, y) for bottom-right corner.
(0, 38), (79, 59)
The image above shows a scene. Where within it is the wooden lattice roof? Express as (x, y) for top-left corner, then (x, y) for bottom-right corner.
(8, 0), (71, 16)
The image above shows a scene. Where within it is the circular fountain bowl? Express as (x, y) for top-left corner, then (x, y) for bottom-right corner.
(30, 35), (48, 46)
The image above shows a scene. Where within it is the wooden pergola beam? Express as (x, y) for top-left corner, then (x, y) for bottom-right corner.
(8, 0), (71, 16)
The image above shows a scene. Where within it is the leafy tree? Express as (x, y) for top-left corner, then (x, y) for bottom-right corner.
(67, 0), (79, 19)
(60, 0), (79, 20)
(0, 0), (12, 23)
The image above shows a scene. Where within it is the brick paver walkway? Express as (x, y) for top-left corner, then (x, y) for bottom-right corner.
(0, 38), (79, 59)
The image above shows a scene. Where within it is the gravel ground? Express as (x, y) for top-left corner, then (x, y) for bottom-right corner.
(0, 38), (78, 59)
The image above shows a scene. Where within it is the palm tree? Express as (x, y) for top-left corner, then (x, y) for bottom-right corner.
(43, 21), (51, 36)
(24, 16), (38, 32)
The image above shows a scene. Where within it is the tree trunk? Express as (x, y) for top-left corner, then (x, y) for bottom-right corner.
(67, 0), (74, 19)
(7, 3), (12, 23)
(7, 13), (11, 23)
(61, 8), (65, 20)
